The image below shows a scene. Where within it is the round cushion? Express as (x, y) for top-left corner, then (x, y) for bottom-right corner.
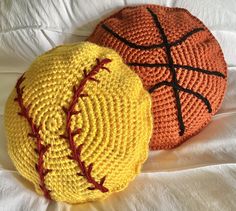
(88, 4), (227, 150)
(4, 42), (152, 203)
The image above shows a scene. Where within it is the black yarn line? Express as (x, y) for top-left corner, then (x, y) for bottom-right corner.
(148, 81), (171, 93)
(128, 63), (225, 78)
(147, 7), (185, 136)
(169, 28), (204, 47)
(128, 63), (169, 68)
(102, 24), (166, 50)
(174, 64), (225, 78)
(102, 24), (203, 50)
(177, 86), (212, 113)
(173, 89), (185, 135)
(148, 81), (212, 113)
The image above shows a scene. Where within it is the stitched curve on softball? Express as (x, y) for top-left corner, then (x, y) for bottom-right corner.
(60, 58), (111, 193)
(14, 74), (52, 199)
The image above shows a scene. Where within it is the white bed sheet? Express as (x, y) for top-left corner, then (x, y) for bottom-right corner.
(0, 0), (236, 210)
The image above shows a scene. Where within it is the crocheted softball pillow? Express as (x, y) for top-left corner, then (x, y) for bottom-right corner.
(4, 42), (152, 203)
(88, 4), (227, 150)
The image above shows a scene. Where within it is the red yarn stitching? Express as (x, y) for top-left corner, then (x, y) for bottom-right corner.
(15, 75), (52, 200)
(60, 58), (111, 193)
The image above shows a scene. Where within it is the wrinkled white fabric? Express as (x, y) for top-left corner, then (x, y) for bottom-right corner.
(0, 0), (236, 210)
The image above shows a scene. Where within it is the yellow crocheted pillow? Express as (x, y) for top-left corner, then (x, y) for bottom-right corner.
(4, 42), (152, 204)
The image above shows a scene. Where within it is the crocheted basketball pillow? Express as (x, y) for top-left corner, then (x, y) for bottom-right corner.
(88, 4), (227, 150)
(4, 42), (152, 203)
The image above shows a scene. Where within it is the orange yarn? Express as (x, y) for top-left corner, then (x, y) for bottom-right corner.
(88, 4), (227, 150)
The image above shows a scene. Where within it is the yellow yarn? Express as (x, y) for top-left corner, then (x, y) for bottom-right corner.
(4, 42), (152, 204)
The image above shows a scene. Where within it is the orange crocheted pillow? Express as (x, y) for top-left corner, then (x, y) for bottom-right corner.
(88, 4), (227, 150)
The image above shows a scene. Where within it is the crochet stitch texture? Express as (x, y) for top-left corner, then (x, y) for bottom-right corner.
(88, 4), (227, 150)
(4, 42), (153, 203)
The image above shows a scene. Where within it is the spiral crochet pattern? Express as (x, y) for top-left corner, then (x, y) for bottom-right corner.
(88, 4), (227, 150)
(4, 42), (152, 203)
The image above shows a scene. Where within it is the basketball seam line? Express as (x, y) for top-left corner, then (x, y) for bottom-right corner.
(102, 24), (204, 50)
(146, 7), (186, 136)
(127, 63), (225, 78)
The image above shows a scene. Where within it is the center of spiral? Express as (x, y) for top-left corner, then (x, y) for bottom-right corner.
(45, 112), (63, 133)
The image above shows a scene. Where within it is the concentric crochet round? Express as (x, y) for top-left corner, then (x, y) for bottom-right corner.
(4, 42), (152, 203)
(88, 4), (227, 150)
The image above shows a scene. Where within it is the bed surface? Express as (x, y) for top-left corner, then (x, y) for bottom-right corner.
(0, 0), (236, 210)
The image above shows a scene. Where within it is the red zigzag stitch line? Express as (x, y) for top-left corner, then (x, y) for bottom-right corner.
(15, 74), (52, 199)
(60, 58), (111, 193)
